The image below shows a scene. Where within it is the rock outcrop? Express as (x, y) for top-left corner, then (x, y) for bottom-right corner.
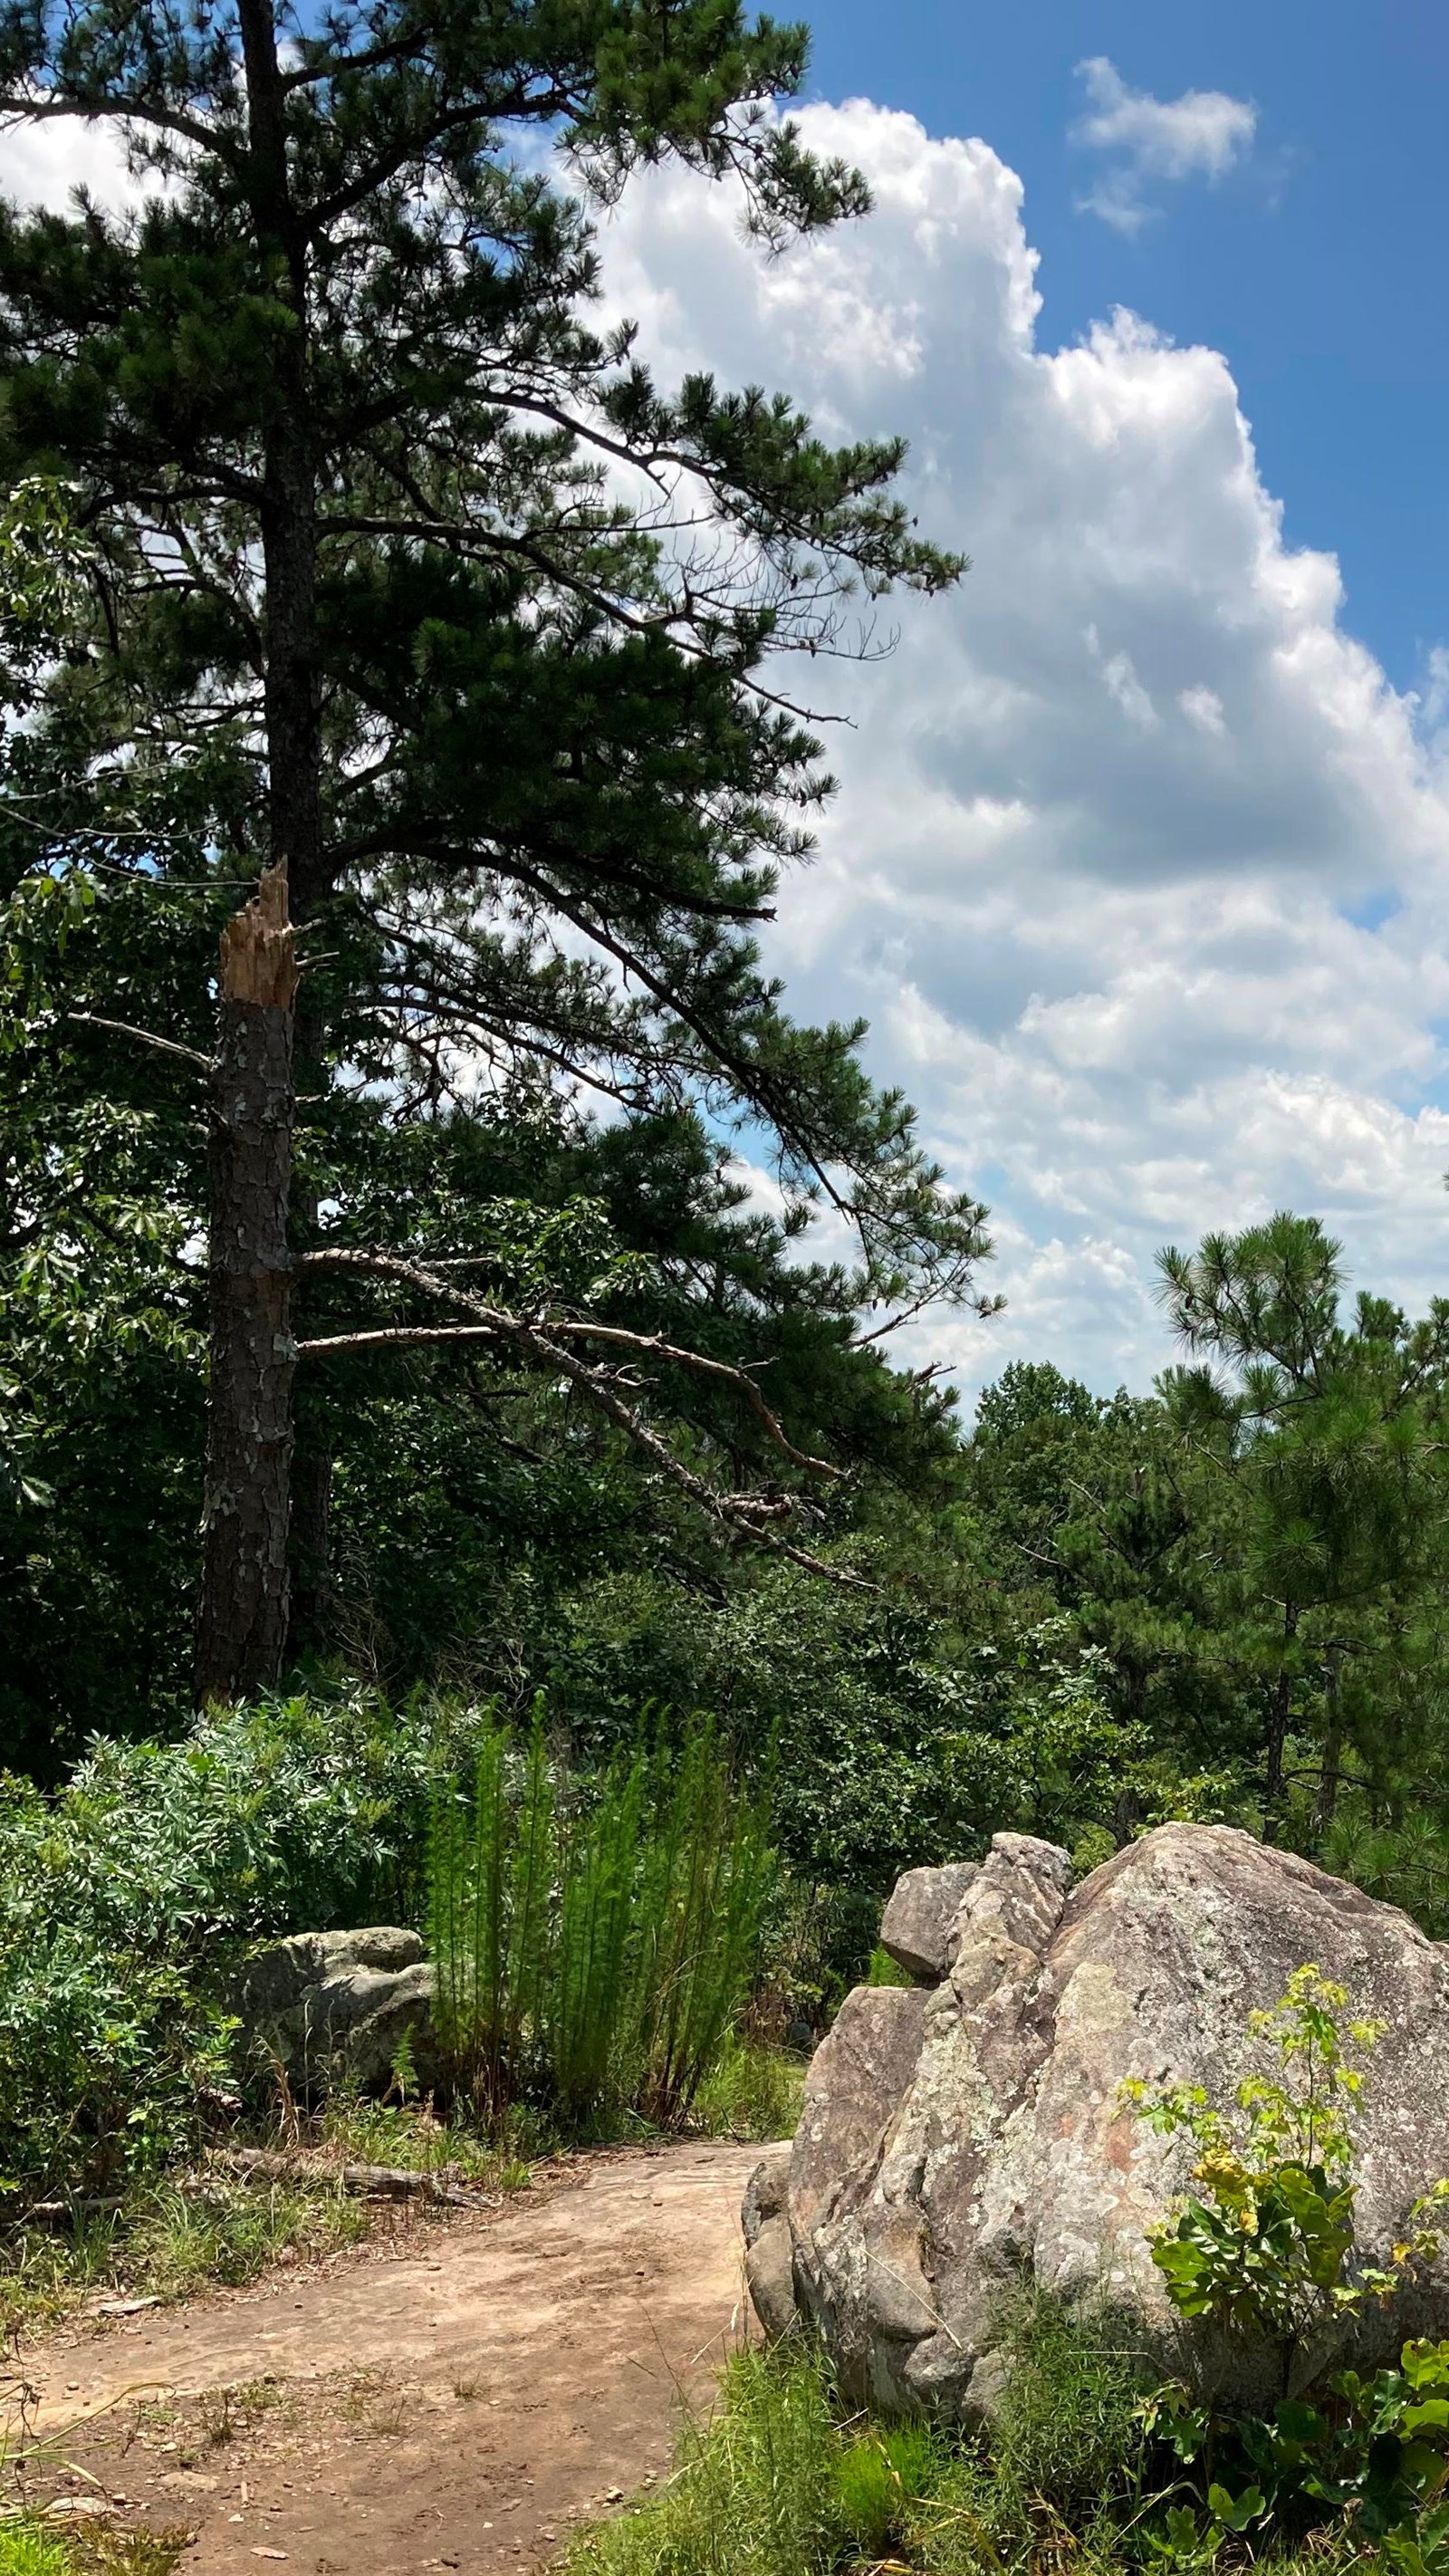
(235, 1927), (441, 2092)
(744, 1824), (1449, 2412)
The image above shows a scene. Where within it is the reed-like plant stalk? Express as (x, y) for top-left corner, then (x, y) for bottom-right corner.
(428, 1705), (772, 2132)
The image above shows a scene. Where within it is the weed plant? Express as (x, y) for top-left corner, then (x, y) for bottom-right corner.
(430, 1708), (772, 2129)
(0, 2175), (366, 2339)
(691, 2039), (804, 2144)
(0, 2523), (187, 2575)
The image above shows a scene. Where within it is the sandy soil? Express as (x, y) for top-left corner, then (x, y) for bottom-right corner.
(12, 2139), (761, 2575)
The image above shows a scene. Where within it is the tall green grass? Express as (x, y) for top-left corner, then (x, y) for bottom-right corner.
(428, 1708), (773, 2129)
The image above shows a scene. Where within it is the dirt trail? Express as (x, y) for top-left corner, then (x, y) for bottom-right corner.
(17, 2139), (761, 2576)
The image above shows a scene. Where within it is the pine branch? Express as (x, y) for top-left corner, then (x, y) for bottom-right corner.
(294, 1245), (869, 1585)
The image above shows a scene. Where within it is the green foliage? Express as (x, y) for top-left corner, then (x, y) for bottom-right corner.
(1128, 1970), (1449, 2576)
(429, 1707), (773, 2129)
(0, 1690), (465, 2202)
(0, 2530), (71, 2576)
(690, 2038), (804, 2143)
(566, 2308), (1150, 2576)
(0, 0), (983, 1739)
(565, 2345), (854, 2576)
(985, 2288), (1154, 2525)
(1125, 1966), (1440, 2373)
(536, 1565), (1147, 1889)
(0, 2512), (187, 2574)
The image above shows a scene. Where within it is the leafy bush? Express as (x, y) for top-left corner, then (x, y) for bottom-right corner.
(0, 1689), (467, 2203)
(1125, 1966), (1444, 2379)
(429, 1709), (773, 2129)
(1128, 1967), (1449, 2571)
(534, 1569), (1146, 1890)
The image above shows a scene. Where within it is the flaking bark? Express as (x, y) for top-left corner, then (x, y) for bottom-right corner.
(195, 864), (298, 1702)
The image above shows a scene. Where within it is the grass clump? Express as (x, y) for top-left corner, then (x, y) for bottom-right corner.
(0, 2173), (367, 2338)
(0, 2523), (188, 2576)
(570, 2347), (848, 2576)
(691, 2039), (804, 2144)
(312, 2081), (540, 2185)
(984, 2286), (1152, 2528)
(565, 2312), (1148, 2576)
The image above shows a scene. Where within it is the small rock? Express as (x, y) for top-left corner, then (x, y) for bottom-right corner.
(878, 1861), (980, 1981)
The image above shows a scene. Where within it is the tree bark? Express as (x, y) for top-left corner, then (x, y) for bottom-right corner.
(1313, 1642), (1344, 1839)
(196, 866), (298, 1701)
(1262, 1600), (1299, 1838)
(196, 0), (322, 1693)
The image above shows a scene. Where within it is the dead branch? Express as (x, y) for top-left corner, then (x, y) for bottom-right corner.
(294, 1245), (872, 1588)
(65, 1012), (213, 1073)
(215, 2146), (498, 2210)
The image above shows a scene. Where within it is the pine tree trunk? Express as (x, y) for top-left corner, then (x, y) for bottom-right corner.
(1313, 1643), (1344, 1839)
(195, 867), (298, 1701)
(1262, 1600), (1299, 1839)
(195, 0), (322, 1695)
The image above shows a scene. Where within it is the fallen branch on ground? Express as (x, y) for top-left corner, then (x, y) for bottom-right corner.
(214, 2146), (501, 2211)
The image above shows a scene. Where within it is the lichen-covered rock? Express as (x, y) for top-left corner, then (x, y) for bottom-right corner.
(747, 1825), (1449, 2413)
(878, 1863), (980, 1981)
(235, 1927), (440, 2093)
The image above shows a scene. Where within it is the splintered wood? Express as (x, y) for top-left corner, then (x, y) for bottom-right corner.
(219, 862), (298, 1009)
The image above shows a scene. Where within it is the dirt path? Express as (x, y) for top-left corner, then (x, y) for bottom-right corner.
(15, 2139), (761, 2576)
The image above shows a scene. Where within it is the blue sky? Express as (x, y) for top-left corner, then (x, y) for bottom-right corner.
(801, 2), (1449, 699)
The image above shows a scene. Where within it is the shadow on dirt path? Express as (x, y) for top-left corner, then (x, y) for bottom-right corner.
(17, 2139), (761, 2576)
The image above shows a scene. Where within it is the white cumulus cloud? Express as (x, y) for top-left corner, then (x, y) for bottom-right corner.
(0, 111), (163, 212)
(1071, 56), (1257, 234)
(595, 100), (1449, 1402)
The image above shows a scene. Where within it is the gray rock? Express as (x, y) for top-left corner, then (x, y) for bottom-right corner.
(236, 1926), (426, 2025)
(236, 1927), (440, 2094)
(334, 1960), (442, 2093)
(742, 2144), (796, 2340)
(748, 1824), (1449, 2414)
(878, 1862), (980, 1981)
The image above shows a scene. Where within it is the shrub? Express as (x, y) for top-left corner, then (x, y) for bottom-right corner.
(1124, 1965), (1442, 2383)
(429, 1708), (773, 2129)
(985, 2286), (1152, 2524)
(1128, 1966), (1449, 2570)
(567, 2311), (1150, 2576)
(0, 1688), (468, 2204)
(692, 2038), (804, 2144)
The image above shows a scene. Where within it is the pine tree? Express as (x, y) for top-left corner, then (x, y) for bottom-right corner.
(1158, 1213), (1449, 1828)
(0, 1), (987, 1697)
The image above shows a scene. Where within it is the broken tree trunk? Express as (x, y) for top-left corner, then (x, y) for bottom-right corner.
(195, 862), (298, 1704)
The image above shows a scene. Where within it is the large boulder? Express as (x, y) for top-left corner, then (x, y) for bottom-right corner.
(235, 1927), (443, 2094)
(743, 1825), (1449, 2412)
